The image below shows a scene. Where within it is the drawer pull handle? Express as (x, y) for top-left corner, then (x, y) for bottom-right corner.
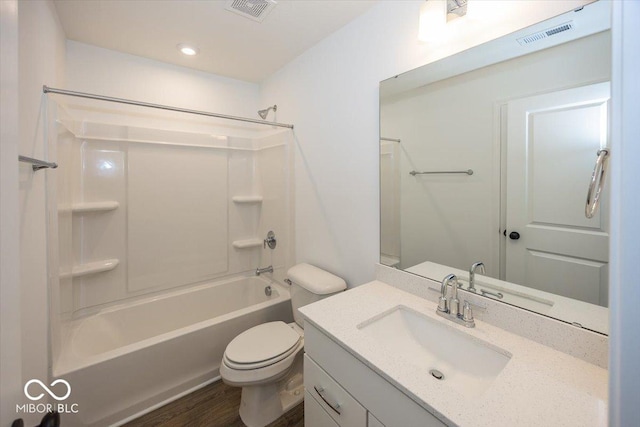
(314, 385), (341, 415)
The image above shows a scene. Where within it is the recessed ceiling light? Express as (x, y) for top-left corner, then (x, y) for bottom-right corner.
(177, 44), (199, 56)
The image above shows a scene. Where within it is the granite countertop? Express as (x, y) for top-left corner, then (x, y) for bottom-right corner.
(299, 280), (608, 427)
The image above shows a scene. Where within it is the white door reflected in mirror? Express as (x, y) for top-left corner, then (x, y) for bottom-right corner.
(505, 82), (610, 306)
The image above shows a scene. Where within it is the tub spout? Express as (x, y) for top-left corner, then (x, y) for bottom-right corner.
(256, 265), (273, 276)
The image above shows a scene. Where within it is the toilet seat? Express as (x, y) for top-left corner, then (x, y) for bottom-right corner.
(223, 321), (301, 370)
(220, 322), (304, 387)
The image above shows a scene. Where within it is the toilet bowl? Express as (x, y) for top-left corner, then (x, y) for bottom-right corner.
(220, 263), (346, 427)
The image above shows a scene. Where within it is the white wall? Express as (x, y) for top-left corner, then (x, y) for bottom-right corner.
(66, 41), (260, 121)
(260, 0), (591, 287)
(0, 1), (22, 425)
(17, 0), (66, 425)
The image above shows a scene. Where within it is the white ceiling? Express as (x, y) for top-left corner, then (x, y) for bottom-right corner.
(53, 0), (377, 83)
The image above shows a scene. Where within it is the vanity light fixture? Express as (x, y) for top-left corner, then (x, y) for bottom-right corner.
(447, 0), (468, 20)
(177, 44), (199, 56)
(419, 0), (469, 42)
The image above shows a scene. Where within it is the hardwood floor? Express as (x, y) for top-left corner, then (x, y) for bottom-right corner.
(123, 380), (304, 427)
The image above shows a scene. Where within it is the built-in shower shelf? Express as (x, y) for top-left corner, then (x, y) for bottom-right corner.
(232, 239), (263, 249)
(232, 196), (263, 204)
(68, 201), (119, 213)
(60, 259), (120, 279)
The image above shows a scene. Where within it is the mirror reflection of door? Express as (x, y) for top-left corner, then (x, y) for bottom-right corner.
(504, 82), (610, 306)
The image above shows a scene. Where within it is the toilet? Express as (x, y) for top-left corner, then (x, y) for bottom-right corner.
(220, 263), (346, 427)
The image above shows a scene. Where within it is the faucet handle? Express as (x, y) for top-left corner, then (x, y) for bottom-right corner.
(462, 301), (474, 323)
(437, 296), (448, 313)
(264, 230), (277, 249)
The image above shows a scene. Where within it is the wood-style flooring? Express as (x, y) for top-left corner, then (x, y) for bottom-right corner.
(123, 380), (304, 427)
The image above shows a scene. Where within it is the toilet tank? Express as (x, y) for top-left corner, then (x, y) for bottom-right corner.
(287, 263), (347, 328)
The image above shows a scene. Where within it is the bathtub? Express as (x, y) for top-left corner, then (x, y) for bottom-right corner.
(53, 275), (292, 427)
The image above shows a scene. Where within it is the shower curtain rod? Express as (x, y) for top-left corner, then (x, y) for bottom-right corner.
(42, 86), (294, 129)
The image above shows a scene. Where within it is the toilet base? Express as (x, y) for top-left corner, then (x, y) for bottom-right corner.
(238, 356), (304, 427)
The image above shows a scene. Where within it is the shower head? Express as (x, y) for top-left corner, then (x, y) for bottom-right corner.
(258, 105), (277, 120)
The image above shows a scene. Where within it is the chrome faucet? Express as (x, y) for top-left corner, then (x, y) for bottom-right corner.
(437, 274), (475, 328)
(256, 265), (273, 276)
(437, 274), (455, 314)
(468, 261), (485, 293)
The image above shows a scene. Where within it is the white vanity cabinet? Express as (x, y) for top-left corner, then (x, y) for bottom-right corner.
(304, 322), (447, 427)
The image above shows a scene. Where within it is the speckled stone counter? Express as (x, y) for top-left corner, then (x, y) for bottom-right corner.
(299, 281), (608, 427)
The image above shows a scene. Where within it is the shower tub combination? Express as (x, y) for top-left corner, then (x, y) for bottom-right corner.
(46, 91), (295, 426)
(54, 276), (292, 427)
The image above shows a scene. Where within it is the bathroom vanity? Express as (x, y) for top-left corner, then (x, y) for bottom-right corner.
(300, 276), (607, 427)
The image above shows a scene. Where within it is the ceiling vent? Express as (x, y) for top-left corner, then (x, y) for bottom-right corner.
(517, 21), (575, 46)
(225, 0), (277, 23)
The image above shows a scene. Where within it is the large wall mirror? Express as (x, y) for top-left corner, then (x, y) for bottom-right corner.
(380, 1), (610, 334)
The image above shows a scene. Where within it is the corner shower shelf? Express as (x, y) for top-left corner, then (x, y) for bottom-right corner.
(60, 258), (120, 279)
(232, 196), (263, 204)
(69, 201), (119, 213)
(232, 239), (263, 249)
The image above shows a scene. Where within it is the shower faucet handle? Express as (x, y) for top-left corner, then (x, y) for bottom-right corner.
(264, 231), (277, 249)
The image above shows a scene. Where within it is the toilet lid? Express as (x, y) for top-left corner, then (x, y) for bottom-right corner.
(225, 321), (301, 365)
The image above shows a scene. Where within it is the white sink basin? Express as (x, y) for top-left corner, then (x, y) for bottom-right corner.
(357, 305), (511, 398)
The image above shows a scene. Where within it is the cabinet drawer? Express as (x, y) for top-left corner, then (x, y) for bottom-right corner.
(304, 355), (367, 427)
(305, 391), (339, 427)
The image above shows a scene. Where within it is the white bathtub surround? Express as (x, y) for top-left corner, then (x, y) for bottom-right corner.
(56, 276), (291, 427)
(376, 264), (608, 368)
(299, 280), (608, 427)
(52, 113), (293, 314)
